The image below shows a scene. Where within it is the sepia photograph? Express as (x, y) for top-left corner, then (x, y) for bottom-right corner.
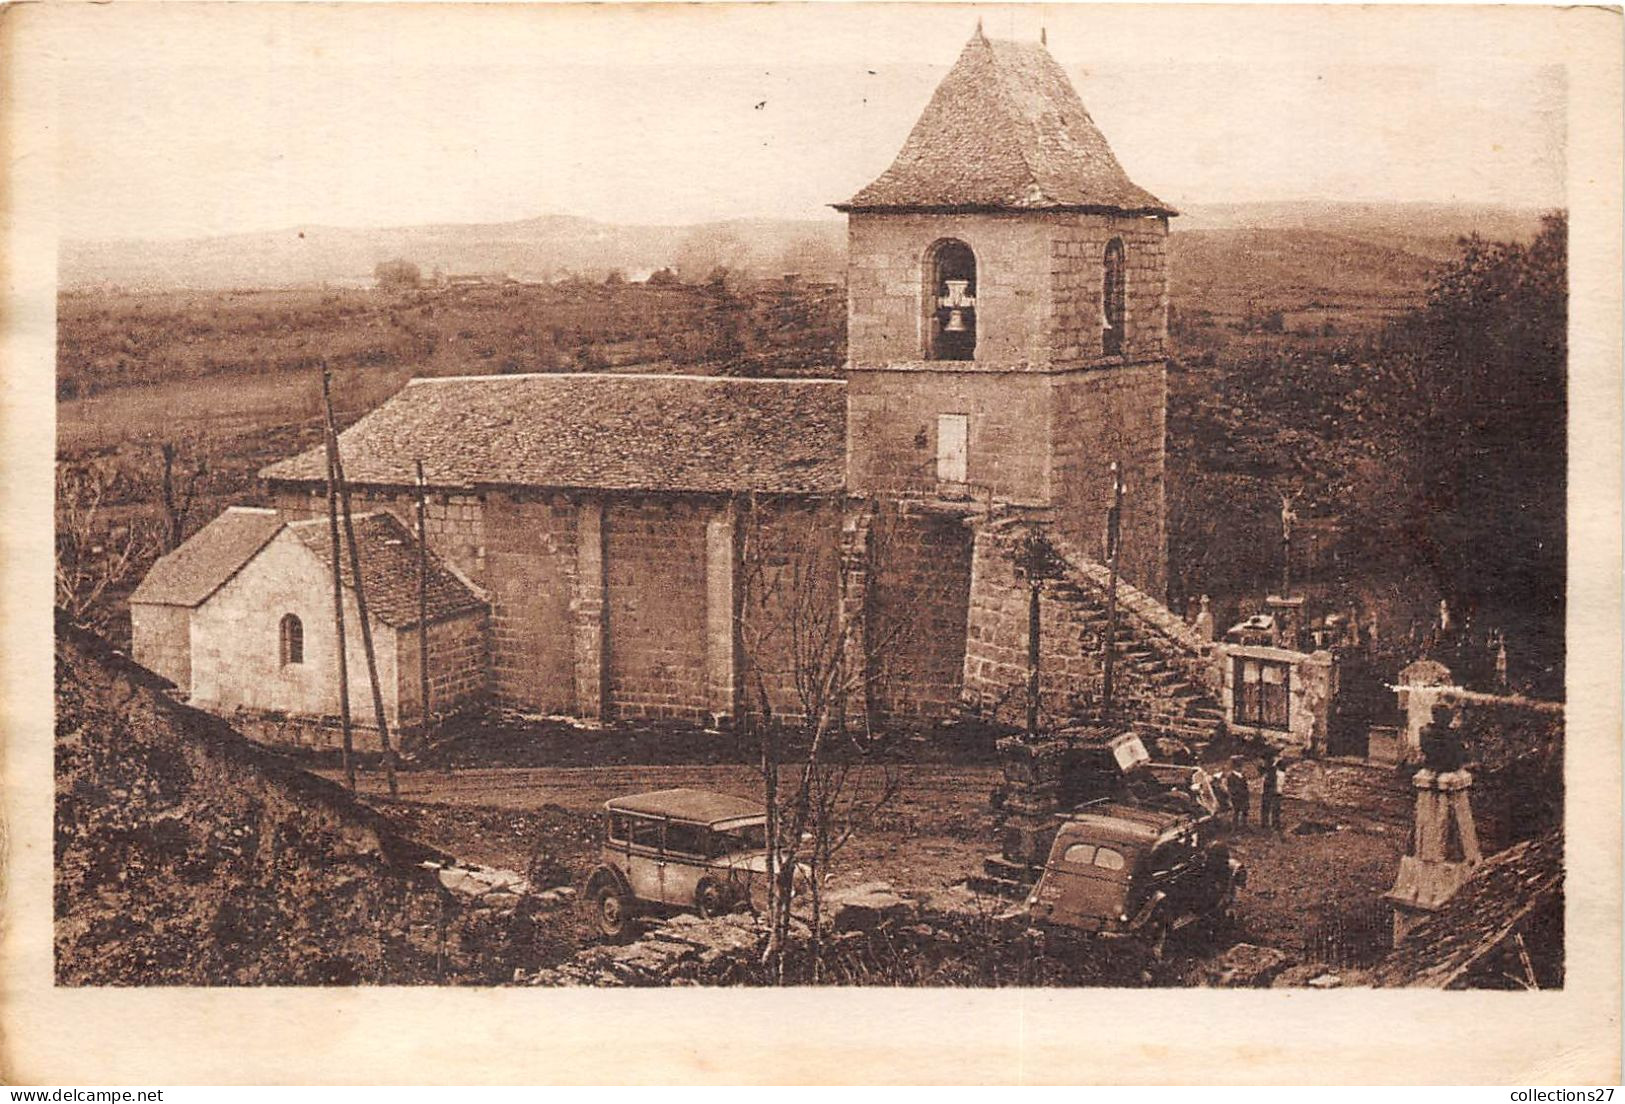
(6, 0), (1621, 1086)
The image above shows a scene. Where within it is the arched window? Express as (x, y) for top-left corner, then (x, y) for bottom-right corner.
(279, 613), (304, 666)
(925, 239), (977, 361)
(1102, 238), (1126, 356)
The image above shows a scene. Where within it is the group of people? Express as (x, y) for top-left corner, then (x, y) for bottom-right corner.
(1190, 752), (1286, 831)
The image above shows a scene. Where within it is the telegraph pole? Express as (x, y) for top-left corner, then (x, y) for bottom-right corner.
(321, 366), (355, 791)
(1026, 573), (1041, 738)
(1101, 462), (1124, 720)
(324, 371), (399, 798)
(415, 459), (432, 742)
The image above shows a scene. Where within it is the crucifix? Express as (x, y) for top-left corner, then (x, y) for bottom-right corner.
(1279, 492), (1298, 596)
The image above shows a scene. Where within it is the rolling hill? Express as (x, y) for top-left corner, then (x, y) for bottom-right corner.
(59, 201), (1548, 294)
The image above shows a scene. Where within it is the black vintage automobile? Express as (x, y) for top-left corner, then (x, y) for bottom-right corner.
(1024, 801), (1245, 956)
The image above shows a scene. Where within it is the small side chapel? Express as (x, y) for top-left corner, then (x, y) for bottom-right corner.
(133, 30), (1223, 745)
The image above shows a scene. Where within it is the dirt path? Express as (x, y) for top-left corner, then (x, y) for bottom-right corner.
(325, 763), (1004, 893)
(326, 762), (1408, 979)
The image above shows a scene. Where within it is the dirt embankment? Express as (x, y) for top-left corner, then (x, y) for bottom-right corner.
(54, 616), (562, 985)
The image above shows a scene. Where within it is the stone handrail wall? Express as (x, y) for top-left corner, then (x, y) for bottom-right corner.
(1040, 527), (1219, 693)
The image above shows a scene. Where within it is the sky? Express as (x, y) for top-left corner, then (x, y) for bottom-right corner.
(45, 3), (1570, 242)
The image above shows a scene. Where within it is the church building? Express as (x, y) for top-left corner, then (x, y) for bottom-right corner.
(132, 30), (1227, 748)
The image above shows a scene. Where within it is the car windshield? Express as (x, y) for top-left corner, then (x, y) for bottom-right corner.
(709, 822), (767, 856)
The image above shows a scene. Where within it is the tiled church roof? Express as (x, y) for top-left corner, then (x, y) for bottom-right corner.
(289, 513), (486, 629)
(838, 31), (1174, 216)
(130, 507), (283, 608)
(260, 373), (847, 496)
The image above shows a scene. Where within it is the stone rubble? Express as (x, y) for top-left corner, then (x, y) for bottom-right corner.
(1204, 942), (1295, 988)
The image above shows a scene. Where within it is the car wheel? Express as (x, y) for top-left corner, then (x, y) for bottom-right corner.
(594, 882), (632, 940)
(695, 878), (729, 919)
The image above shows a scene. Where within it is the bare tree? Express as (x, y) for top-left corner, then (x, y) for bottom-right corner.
(158, 437), (210, 553)
(55, 460), (158, 633)
(735, 494), (911, 983)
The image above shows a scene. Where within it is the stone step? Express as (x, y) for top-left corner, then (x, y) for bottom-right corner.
(964, 875), (1035, 901)
(983, 854), (1041, 883)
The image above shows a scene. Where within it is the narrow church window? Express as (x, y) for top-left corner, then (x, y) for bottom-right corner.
(937, 413), (969, 484)
(280, 613), (304, 666)
(1102, 238), (1126, 356)
(926, 239), (977, 361)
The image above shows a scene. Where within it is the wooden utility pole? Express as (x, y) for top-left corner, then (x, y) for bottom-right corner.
(324, 366), (399, 797)
(321, 368), (356, 791)
(1101, 462), (1124, 719)
(415, 458), (432, 740)
(1026, 577), (1041, 737)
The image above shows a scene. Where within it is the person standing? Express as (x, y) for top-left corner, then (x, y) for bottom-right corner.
(1226, 757), (1250, 829)
(1260, 752), (1284, 831)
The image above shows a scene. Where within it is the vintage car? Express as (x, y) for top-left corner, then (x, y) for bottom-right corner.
(584, 788), (786, 938)
(1025, 801), (1245, 955)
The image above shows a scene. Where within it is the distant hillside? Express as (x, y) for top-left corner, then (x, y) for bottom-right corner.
(60, 200), (1548, 293)
(61, 216), (847, 291)
(1168, 227), (1440, 330)
(1174, 201), (1550, 251)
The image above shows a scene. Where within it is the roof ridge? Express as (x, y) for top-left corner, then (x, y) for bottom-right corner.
(408, 371), (846, 386)
(981, 37), (1050, 206)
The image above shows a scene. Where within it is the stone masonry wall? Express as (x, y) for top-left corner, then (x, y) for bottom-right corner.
(130, 602), (191, 693)
(848, 212), (1056, 369)
(482, 491), (578, 713)
(847, 210), (1168, 373)
(1047, 214), (1169, 368)
(189, 530), (401, 729)
(738, 498), (842, 723)
(846, 369), (1052, 504)
(605, 497), (711, 720)
(1049, 363), (1168, 599)
(870, 506), (975, 720)
(395, 609), (491, 730)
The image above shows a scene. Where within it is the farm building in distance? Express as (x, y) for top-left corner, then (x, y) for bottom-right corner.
(134, 30), (1246, 746)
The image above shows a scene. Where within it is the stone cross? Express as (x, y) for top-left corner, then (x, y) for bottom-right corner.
(1279, 493), (1298, 595)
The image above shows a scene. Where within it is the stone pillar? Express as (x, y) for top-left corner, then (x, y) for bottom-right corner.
(704, 502), (742, 725)
(1384, 768), (1482, 945)
(571, 499), (609, 720)
(839, 505), (875, 731)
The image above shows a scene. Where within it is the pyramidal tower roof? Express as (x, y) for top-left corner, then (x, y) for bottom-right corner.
(837, 29), (1175, 216)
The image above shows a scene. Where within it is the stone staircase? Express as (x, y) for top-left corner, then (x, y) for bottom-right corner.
(963, 518), (1226, 748)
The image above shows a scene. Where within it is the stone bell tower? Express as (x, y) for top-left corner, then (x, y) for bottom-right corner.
(837, 27), (1173, 596)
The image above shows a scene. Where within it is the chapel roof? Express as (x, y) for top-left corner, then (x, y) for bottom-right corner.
(130, 505), (485, 629)
(288, 512), (486, 629)
(837, 30), (1174, 216)
(129, 507), (283, 608)
(259, 372), (848, 497)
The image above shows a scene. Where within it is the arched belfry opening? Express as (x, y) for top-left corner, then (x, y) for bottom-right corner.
(925, 239), (977, 361)
(1102, 237), (1126, 356)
